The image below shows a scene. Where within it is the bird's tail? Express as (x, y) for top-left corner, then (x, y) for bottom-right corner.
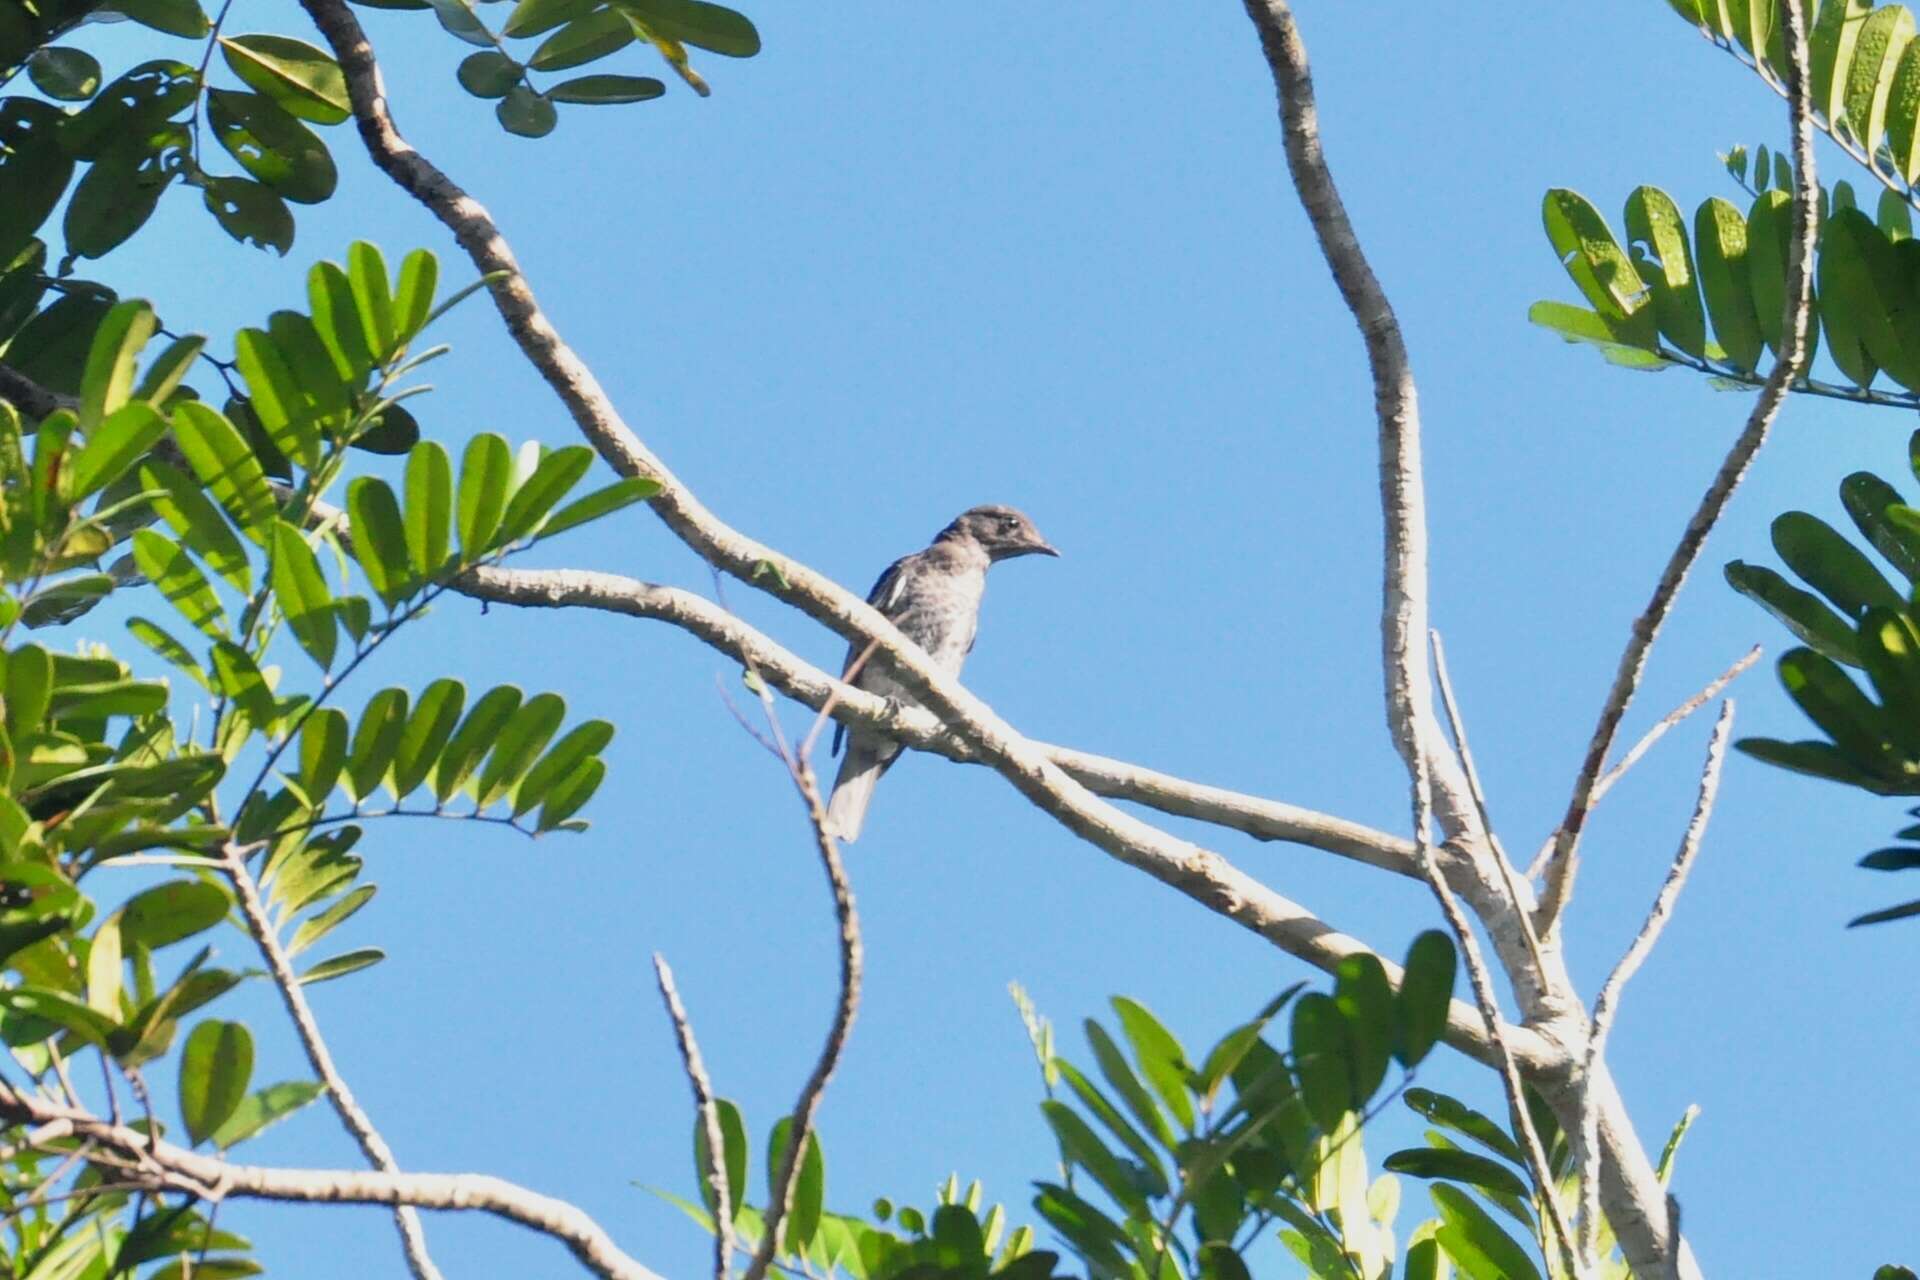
(825, 741), (892, 843)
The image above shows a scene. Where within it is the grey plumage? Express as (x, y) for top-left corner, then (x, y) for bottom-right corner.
(825, 505), (1059, 842)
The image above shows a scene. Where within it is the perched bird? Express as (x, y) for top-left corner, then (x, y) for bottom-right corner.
(825, 505), (1059, 842)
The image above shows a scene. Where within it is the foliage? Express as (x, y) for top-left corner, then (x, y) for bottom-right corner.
(1723, 427), (1920, 923)
(0, 244), (651, 1274)
(665, 934), (1482, 1280)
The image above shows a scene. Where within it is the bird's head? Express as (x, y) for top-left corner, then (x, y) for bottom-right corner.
(942, 505), (1060, 561)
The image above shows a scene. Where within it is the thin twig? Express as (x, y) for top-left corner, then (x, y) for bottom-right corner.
(1407, 729), (1581, 1276)
(1429, 630), (1547, 983)
(652, 955), (733, 1280)
(220, 844), (443, 1280)
(1575, 701), (1732, 1271)
(1537, 0), (1818, 936)
(1525, 646), (1759, 881)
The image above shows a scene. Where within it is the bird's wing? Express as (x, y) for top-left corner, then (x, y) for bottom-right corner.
(833, 553), (915, 756)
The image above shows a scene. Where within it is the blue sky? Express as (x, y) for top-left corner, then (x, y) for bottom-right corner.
(44, 1), (1920, 1275)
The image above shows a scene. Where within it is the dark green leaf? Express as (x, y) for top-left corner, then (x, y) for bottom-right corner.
(1725, 560), (1860, 665)
(1695, 195), (1764, 372)
(355, 402), (420, 454)
(1289, 993), (1350, 1132)
(1083, 1017), (1173, 1149)
(299, 707), (350, 802)
(1383, 1147), (1529, 1200)
(548, 73), (667, 103)
(206, 90), (337, 205)
(210, 640), (274, 727)
(1332, 952), (1393, 1101)
(121, 880), (228, 948)
(179, 1019), (253, 1144)
(1779, 646), (1899, 776)
(1395, 930), (1455, 1069)
(59, 60), (198, 160)
(1736, 735), (1894, 789)
(299, 947), (384, 983)
(694, 1097), (749, 1221)
(503, 0), (595, 37)
(0, 101), (72, 263)
(202, 176), (294, 257)
(766, 1117), (826, 1252)
(1841, 471), (1920, 585)
(511, 717), (610, 815)
(108, 0), (211, 36)
(66, 131), (180, 260)
(1430, 1184), (1541, 1280)
(1029, 1184), (1129, 1275)
(497, 83), (559, 136)
(426, 0), (495, 45)
(1040, 1101), (1149, 1217)
(392, 678), (465, 799)
(1401, 1089), (1523, 1166)
(536, 756), (602, 830)
(434, 684), (522, 800)
(476, 691), (565, 806)
(6, 291), (113, 395)
(27, 47), (103, 101)
(1050, 1059), (1168, 1196)
(1772, 511), (1902, 618)
(531, 7), (633, 69)
(617, 0), (758, 56)
(458, 50), (522, 97)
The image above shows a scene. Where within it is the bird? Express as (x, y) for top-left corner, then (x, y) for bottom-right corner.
(824, 504), (1059, 843)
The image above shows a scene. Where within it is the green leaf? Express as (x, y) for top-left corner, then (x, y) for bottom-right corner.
(1083, 1017), (1174, 1149)
(87, 915), (123, 1018)
(1332, 953), (1393, 1102)
(1290, 993), (1351, 1132)
(458, 50), (523, 98)
(1040, 1101), (1149, 1218)
(140, 460), (248, 595)
(1725, 560), (1860, 665)
(1050, 1060), (1169, 1196)
(211, 1079), (324, 1149)
(132, 529), (227, 639)
(345, 477), (413, 608)
(503, 0), (596, 36)
(272, 520), (339, 669)
(234, 326), (317, 469)
(1383, 1147), (1529, 1200)
(405, 441), (455, 578)
(135, 333), (206, 406)
(27, 47), (103, 101)
(1841, 470), (1920, 585)
(535, 476), (659, 540)
(109, 0), (211, 36)
(426, 0), (496, 45)
(210, 640), (274, 727)
(355, 402), (419, 454)
(127, 617), (211, 690)
(536, 756), (603, 830)
(476, 691), (565, 807)
(1779, 645), (1900, 778)
(207, 90), (338, 205)
(434, 685), (522, 801)
(498, 446), (593, 542)
(511, 718), (612, 816)
(1624, 186), (1706, 358)
(1542, 189), (1654, 346)
(0, 987), (120, 1048)
(1859, 609), (1920, 756)
(393, 249), (439, 344)
(78, 298), (156, 434)
(497, 83), (559, 137)
(288, 883), (375, 956)
(1110, 996), (1194, 1132)
(59, 60), (198, 161)
(66, 131), (180, 261)
(1395, 930), (1455, 1069)
(202, 175), (295, 257)
(391, 678), (465, 800)
(219, 35), (351, 125)
(299, 947), (384, 984)
(694, 1097), (749, 1221)
(299, 707), (350, 802)
(531, 7), (634, 69)
(1695, 195), (1764, 372)
(346, 688), (409, 802)
(122, 880), (229, 948)
(1736, 735), (1893, 789)
(171, 401), (277, 545)
(179, 1019), (254, 1145)
(0, 102), (73, 264)
(1773, 511), (1902, 618)
(548, 73), (667, 103)
(348, 241), (398, 361)
(458, 432), (514, 556)
(1430, 1184), (1541, 1280)
(1890, 42), (1920, 182)
(617, 0), (759, 56)
(308, 259), (374, 382)
(766, 1117), (826, 1253)
(69, 403), (164, 503)
(1030, 1184), (1130, 1275)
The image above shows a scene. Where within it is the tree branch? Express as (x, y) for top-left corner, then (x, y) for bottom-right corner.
(1537, 0), (1817, 936)
(0, 1097), (665, 1280)
(220, 843), (442, 1280)
(1575, 701), (1730, 1271)
(652, 955), (732, 1280)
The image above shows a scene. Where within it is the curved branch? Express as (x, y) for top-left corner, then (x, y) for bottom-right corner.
(1537, 0), (1818, 936)
(221, 844), (442, 1280)
(0, 1099), (664, 1280)
(459, 564), (1419, 876)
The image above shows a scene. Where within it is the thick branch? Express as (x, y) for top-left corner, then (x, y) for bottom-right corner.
(222, 845), (441, 1280)
(0, 1098), (663, 1280)
(1538, 0), (1818, 935)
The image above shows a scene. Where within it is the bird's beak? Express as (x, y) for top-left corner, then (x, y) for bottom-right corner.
(1031, 536), (1061, 558)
